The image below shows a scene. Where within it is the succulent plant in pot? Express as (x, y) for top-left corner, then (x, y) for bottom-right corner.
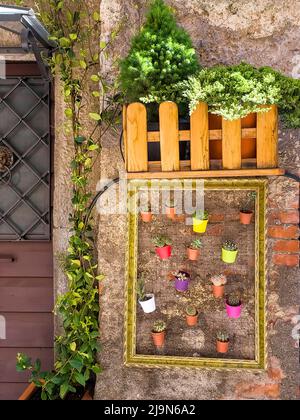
(226, 293), (242, 319)
(165, 198), (176, 220)
(137, 275), (156, 314)
(210, 274), (227, 298)
(216, 331), (230, 354)
(193, 210), (209, 234)
(140, 202), (152, 223)
(187, 239), (202, 261)
(185, 305), (199, 326)
(152, 320), (167, 347)
(174, 270), (191, 292)
(152, 235), (172, 260)
(222, 240), (238, 264)
(240, 192), (256, 225)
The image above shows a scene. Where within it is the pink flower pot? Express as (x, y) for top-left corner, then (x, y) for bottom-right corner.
(155, 245), (172, 260)
(226, 303), (242, 319)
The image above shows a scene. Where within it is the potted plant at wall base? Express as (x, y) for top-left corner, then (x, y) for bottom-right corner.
(174, 270), (191, 292)
(152, 235), (172, 260)
(165, 199), (176, 220)
(216, 331), (230, 354)
(152, 320), (167, 347)
(193, 210), (209, 234)
(210, 274), (227, 298)
(240, 192), (256, 225)
(222, 240), (238, 264)
(137, 276), (156, 314)
(187, 239), (202, 261)
(140, 203), (152, 223)
(226, 294), (243, 319)
(185, 305), (199, 326)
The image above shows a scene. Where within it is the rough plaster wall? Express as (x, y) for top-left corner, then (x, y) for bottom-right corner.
(96, 0), (300, 400)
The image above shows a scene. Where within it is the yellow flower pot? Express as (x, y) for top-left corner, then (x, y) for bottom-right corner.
(193, 218), (208, 234)
(222, 248), (238, 264)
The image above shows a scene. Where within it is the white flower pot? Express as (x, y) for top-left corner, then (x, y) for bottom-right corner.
(139, 294), (156, 314)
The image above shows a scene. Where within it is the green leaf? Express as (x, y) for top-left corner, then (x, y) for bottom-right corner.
(59, 37), (71, 48)
(69, 358), (83, 372)
(71, 259), (81, 267)
(93, 12), (101, 22)
(88, 144), (99, 151)
(96, 274), (105, 281)
(74, 372), (86, 387)
(100, 41), (106, 49)
(75, 136), (86, 144)
(70, 342), (77, 352)
(80, 60), (87, 70)
(91, 75), (100, 82)
(60, 382), (69, 400)
(92, 365), (102, 374)
(65, 108), (73, 118)
(92, 91), (100, 98)
(69, 33), (78, 41)
(41, 390), (48, 400)
(89, 113), (101, 121)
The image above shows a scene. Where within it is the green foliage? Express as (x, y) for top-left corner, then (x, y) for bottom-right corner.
(193, 210), (209, 221)
(227, 294), (241, 307)
(152, 235), (172, 248)
(223, 240), (238, 252)
(189, 239), (202, 250)
(183, 62), (300, 126)
(16, 0), (119, 400)
(136, 275), (146, 301)
(152, 320), (167, 333)
(186, 305), (198, 316)
(210, 274), (227, 287)
(174, 271), (190, 282)
(119, 0), (199, 104)
(217, 331), (229, 343)
(241, 191), (256, 212)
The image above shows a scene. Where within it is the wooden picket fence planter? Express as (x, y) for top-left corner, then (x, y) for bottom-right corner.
(123, 101), (284, 179)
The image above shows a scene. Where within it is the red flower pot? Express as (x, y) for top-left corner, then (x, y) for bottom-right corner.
(240, 210), (253, 225)
(156, 245), (172, 260)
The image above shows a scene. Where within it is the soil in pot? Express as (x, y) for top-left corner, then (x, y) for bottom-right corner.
(240, 210), (254, 225)
(217, 340), (229, 354)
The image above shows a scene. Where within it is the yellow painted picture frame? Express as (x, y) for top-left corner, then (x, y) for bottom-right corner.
(124, 179), (267, 370)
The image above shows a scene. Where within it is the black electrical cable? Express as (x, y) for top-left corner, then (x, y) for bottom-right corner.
(119, 129), (125, 163)
(283, 171), (300, 183)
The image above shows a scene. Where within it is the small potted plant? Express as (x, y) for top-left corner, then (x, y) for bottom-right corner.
(187, 239), (202, 261)
(165, 199), (176, 220)
(152, 320), (167, 347)
(240, 192), (256, 225)
(226, 293), (242, 319)
(185, 305), (199, 326)
(152, 235), (172, 260)
(193, 210), (209, 233)
(174, 270), (191, 292)
(216, 331), (230, 354)
(140, 203), (152, 223)
(222, 240), (238, 264)
(210, 274), (227, 298)
(137, 276), (156, 314)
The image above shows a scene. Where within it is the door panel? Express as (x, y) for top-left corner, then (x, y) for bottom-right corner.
(0, 277), (53, 312)
(0, 243), (52, 277)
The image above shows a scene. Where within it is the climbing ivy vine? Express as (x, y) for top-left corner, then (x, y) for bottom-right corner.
(16, 0), (120, 400)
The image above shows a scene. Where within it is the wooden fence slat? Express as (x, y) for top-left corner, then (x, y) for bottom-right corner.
(222, 119), (242, 169)
(159, 102), (180, 171)
(257, 105), (278, 168)
(190, 102), (209, 170)
(123, 105), (128, 167)
(126, 103), (148, 172)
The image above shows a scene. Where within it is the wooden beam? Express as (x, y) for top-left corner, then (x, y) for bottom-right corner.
(147, 128), (256, 142)
(190, 102), (209, 170)
(123, 105), (128, 167)
(159, 102), (180, 171)
(126, 168), (285, 179)
(222, 119), (242, 169)
(257, 105), (278, 168)
(126, 103), (148, 172)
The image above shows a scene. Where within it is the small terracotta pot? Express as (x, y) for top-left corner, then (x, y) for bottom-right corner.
(212, 285), (225, 298)
(152, 330), (166, 347)
(186, 313), (199, 327)
(166, 206), (176, 220)
(156, 245), (172, 260)
(141, 211), (152, 223)
(217, 340), (229, 354)
(240, 210), (253, 225)
(187, 248), (200, 261)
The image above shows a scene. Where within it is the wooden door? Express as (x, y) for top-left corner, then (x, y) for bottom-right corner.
(0, 63), (53, 400)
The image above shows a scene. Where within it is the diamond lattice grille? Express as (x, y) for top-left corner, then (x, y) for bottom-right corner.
(0, 77), (50, 241)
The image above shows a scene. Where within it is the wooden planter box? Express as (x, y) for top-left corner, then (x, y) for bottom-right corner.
(123, 101), (284, 179)
(18, 383), (93, 400)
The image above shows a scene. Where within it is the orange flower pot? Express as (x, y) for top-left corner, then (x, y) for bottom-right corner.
(186, 313), (199, 327)
(217, 340), (229, 354)
(166, 206), (176, 220)
(141, 211), (152, 223)
(240, 211), (253, 225)
(152, 331), (166, 347)
(212, 285), (225, 298)
(187, 248), (200, 261)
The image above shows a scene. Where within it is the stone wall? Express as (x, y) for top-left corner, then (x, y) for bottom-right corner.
(96, 0), (300, 400)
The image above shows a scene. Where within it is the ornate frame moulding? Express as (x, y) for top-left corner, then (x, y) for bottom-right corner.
(124, 178), (267, 370)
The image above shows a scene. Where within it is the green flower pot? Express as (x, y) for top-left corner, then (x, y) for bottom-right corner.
(222, 248), (238, 264)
